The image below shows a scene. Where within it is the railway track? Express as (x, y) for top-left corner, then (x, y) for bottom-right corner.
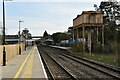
(39, 45), (120, 79)
(48, 47), (120, 78)
(50, 46), (120, 70)
(37, 45), (76, 80)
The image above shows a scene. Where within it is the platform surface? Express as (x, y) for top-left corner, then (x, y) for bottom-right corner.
(2, 45), (48, 80)
(49, 45), (71, 50)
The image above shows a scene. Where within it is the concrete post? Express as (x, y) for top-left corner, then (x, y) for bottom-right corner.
(72, 28), (75, 41)
(102, 25), (104, 47)
(88, 29), (91, 54)
(77, 28), (79, 40)
(97, 27), (99, 43)
(82, 27), (85, 53)
(102, 25), (104, 53)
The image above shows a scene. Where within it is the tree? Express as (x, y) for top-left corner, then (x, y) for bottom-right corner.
(21, 28), (32, 39)
(94, 0), (120, 42)
(67, 27), (74, 39)
(51, 32), (70, 43)
(43, 30), (49, 38)
(93, 0), (120, 54)
(94, 0), (120, 21)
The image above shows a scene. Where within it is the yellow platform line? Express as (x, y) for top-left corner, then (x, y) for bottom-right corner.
(13, 47), (33, 79)
(22, 47), (35, 78)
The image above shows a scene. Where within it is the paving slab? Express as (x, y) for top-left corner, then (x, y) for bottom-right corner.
(2, 47), (31, 78)
(2, 45), (48, 80)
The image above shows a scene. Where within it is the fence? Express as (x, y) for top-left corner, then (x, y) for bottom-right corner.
(0, 44), (25, 64)
(0, 45), (3, 64)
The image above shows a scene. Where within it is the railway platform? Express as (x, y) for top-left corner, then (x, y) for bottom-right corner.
(48, 45), (71, 54)
(49, 45), (71, 50)
(2, 45), (48, 79)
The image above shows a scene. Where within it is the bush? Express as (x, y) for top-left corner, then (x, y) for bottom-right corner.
(92, 41), (119, 54)
(71, 40), (119, 54)
(70, 42), (84, 53)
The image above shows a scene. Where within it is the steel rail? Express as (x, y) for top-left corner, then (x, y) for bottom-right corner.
(38, 46), (77, 80)
(60, 53), (120, 79)
(45, 46), (120, 79)
(37, 47), (55, 80)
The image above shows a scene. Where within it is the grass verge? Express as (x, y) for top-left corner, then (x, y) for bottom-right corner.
(71, 51), (120, 67)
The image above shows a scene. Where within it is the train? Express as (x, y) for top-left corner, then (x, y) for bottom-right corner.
(60, 38), (86, 46)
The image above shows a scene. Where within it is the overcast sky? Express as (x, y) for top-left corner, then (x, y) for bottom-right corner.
(0, 0), (103, 36)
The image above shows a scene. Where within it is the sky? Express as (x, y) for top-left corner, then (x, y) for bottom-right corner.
(0, 0), (103, 36)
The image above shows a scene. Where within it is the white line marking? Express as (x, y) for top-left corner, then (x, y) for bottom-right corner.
(35, 46), (48, 80)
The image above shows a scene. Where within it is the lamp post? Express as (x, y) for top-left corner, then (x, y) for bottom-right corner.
(24, 28), (28, 51)
(2, 0), (6, 66)
(19, 20), (24, 55)
(2, 0), (13, 66)
(25, 28), (27, 51)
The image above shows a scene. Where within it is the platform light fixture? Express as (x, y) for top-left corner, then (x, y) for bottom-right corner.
(19, 20), (24, 55)
(2, 0), (13, 66)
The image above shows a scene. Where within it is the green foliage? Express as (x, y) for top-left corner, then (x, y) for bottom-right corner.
(71, 42), (120, 67)
(72, 52), (120, 67)
(70, 42), (84, 53)
(92, 1), (120, 55)
(67, 27), (73, 39)
(92, 43), (109, 54)
(94, 0), (120, 42)
(95, 1), (120, 22)
(22, 28), (32, 39)
(43, 30), (49, 38)
(51, 32), (70, 43)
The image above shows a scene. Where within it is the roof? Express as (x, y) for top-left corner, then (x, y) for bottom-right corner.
(38, 38), (47, 41)
(73, 11), (104, 21)
(26, 39), (35, 42)
(45, 39), (53, 42)
(6, 35), (18, 39)
(6, 39), (18, 42)
(82, 11), (104, 14)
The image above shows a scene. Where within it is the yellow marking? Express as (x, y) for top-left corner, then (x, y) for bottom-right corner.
(22, 47), (35, 78)
(13, 47), (33, 79)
